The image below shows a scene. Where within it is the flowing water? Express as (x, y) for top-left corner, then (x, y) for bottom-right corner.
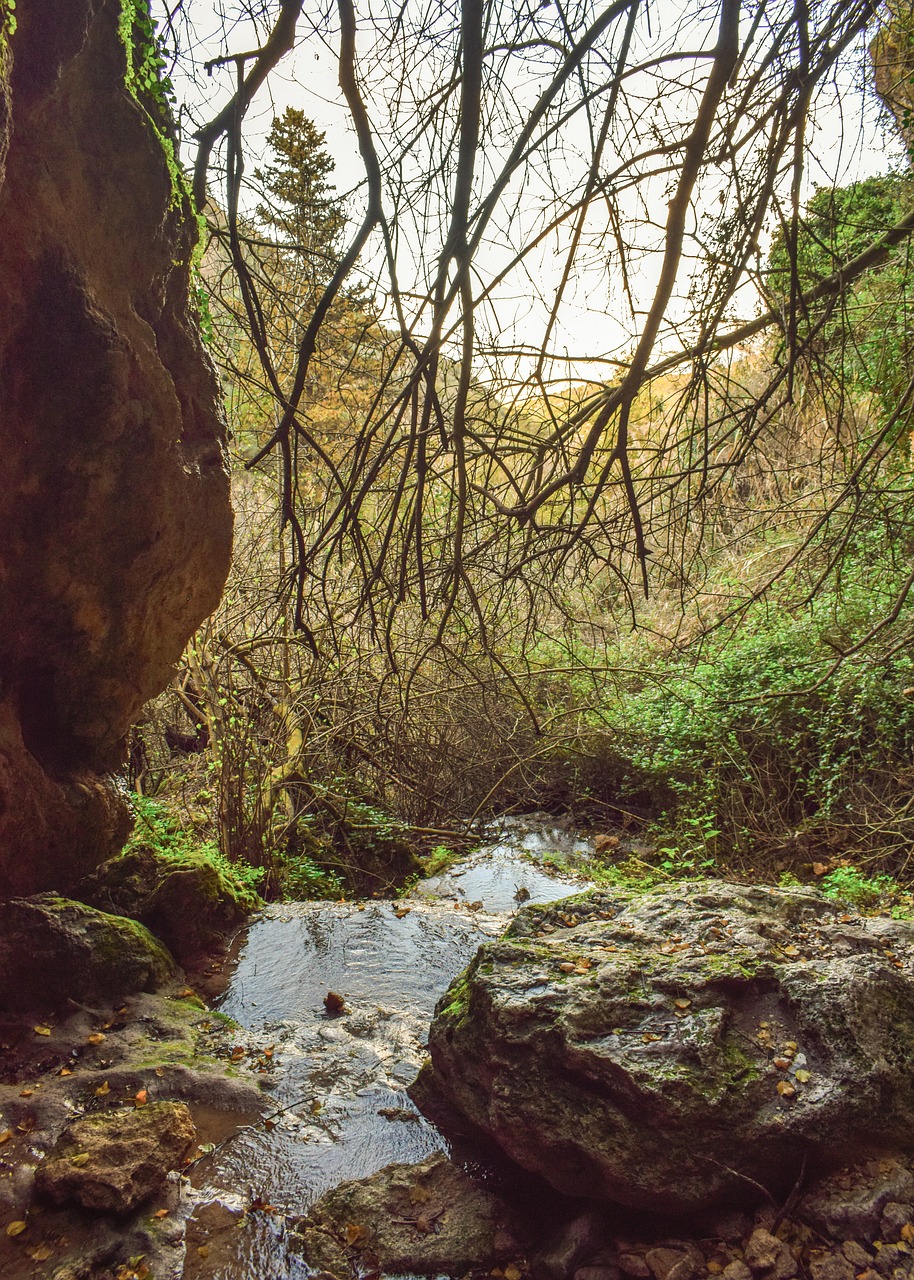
(187, 818), (593, 1277)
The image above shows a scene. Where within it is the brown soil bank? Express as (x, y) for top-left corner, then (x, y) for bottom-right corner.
(0, 0), (232, 897)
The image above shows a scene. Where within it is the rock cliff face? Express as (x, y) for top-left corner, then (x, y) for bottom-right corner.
(0, 0), (232, 895)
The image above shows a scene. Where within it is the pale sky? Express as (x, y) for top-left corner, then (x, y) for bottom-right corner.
(163, 0), (906, 382)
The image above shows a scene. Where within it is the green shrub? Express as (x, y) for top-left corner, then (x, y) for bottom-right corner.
(128, 795), (266, 896)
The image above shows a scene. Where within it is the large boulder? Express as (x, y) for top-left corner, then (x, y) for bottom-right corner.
(0, 893), (176, 1010)
(35, 1100), (196, 1213)
(0, 0), (232, 896)
(411, 881), (914, 1214)
(77, 844), (259, 964)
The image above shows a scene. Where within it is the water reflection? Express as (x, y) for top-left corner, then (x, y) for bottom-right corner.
(191, 821), (591, 1276)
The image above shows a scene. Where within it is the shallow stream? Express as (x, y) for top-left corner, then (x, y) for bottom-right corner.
(187, 818), (594, 1277)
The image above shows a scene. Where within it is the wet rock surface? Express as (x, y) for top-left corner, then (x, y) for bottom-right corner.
(0, 894), (176, 1010)
(0, 980), (265, 1278)
(35, 1099), (196, 1213)
(411, 880), (914, 1212)
(293, 1151), (528, 1276)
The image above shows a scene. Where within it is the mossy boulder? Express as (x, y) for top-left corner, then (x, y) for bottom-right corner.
(0, 894), (175, 1010)
(410, 881), (914, 1214)
(77, 844), (259, 964)
(35, 1100), (196, 1213)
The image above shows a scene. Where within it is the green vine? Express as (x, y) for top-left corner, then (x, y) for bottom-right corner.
(117, 0), (190, 213)
(0, 0), (17, 43)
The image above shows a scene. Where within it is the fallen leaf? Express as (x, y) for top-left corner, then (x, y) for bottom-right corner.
(394, 907), (410, 919)
(505, 1264), (523, 1280)
(134, 1089), (148, 1107)
(409, 1185), (432, 1205)
(357, 903), (366, 911)
(86, 1033), (106, 1046)
(900, 1224), (914, 1244)
(196, 1142), (216, 1157)
(178, 987), (196, 999)
(155, 1067), (165, 1077)
(17, 1118), (33, 1134)
(153, 1209), (169, 1220)
(6, 1221), (27, 1237)
(249, 1195), (277, 1212)
(26, 1244), (53, 1261)
(415, 1212), (437, 1234)
(773, 1056), (791, 1071)
(18, 1090), (33, 1098)
(263, 1046), (274, 1059)
(558, 962), (576, 973)
(263, 1118), (276, 1132)
(197, 1245), (210, 1259)
(59, 1068), (72, 1077)
(0, 1130), (11, 1145)
(344, 1222), (367, 1246)
(95, 1081), (110, 1097)
(674, 998), (691, 1010)
(70, 1153), (90, 1167)
(776, 1080), (796, 1098)
(230, 1046), (246, 1061)
(324, 991), (346, 1014)
(33, 1025), (51, 1037)
(812, 862), (829, 876)
(310, 1100), (323, 1115)
(782, 945), (800, 957)
(795, 1069), (812, 1084)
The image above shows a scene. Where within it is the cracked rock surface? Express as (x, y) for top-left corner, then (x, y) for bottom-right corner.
(411, 880), (914, 1212)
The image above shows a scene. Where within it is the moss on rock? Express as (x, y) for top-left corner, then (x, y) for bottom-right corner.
(78, 844), (259, 964)
(0, 894), (176, 1010)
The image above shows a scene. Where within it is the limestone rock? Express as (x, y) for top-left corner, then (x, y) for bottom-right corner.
(799, 1157), (914, 1241)
(77, 844), (259, 963)
(0, 0), (232, 897)
(0, 893), (175, 1010)
(35, 1100), (196, 1213)
(533, 1211), (613, 1280)
(411, 882), (914, 1213)
(293, 1152), (528, 1276)
(808, 1253), (855, 1280)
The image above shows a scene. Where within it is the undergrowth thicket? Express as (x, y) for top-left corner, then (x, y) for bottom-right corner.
(129, 114), (914, 904)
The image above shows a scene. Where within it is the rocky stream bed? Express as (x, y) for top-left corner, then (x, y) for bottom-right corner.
(4, 820), (914, 1280)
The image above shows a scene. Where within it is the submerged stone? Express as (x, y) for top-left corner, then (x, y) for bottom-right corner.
(411, 881), (914, 1213)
